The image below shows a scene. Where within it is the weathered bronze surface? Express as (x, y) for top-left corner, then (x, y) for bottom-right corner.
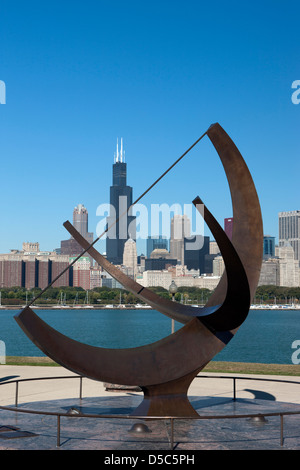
(15, 123), (263, 417)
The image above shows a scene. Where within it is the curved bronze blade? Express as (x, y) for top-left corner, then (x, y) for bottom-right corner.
(15, 306), (225, 387)
(205, 123), (263, 306)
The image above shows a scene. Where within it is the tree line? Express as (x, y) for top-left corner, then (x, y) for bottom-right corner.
(0, 285), (299, 306)
(254, 285), (300, 303)
(0, 285), (213, 306)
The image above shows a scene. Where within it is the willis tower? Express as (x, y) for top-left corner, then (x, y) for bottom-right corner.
(106, 138), (136, 264)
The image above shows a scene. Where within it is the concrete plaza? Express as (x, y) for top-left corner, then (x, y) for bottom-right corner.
(0, 364), (300, 450)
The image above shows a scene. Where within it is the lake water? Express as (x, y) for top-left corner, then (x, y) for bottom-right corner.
(1, 308), (300, 365)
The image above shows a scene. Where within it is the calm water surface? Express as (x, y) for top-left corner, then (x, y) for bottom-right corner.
(1, 308), (300, 364)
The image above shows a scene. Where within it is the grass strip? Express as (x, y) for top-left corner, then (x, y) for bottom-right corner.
(3, 356), (59, 366)
(204, 361), (300, 376)
(1, 357), (300, 376)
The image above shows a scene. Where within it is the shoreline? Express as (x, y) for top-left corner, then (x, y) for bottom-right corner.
(1, 305), (300, 310)
(2, 357), (300, 376)
(0, 305), (152, 310)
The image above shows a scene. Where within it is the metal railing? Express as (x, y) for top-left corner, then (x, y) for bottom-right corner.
(0, 374), (300, 449)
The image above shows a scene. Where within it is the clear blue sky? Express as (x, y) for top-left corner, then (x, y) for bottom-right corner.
(0, 0), (299, 255)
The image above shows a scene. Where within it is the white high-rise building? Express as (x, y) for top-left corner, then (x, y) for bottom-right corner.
(123, 237), (137, 279)
(278, 242), (299, 287)
(279, 210), (300, 262)
(209, 241), (220, 255)
(170, 215), (191, 265)
(213, 255), (225, 277)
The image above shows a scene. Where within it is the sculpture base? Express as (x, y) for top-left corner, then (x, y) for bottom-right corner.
(130, 372), (199, 417)
(1, 395), (299, 450)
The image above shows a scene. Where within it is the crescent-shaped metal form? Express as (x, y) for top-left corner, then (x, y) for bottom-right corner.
(15, 203), (246, 416)
(14, 123), (263, 417)
(204, 123), (263, 308)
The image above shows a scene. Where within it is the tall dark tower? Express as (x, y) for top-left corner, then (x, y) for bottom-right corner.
(106, 139), (136, 264)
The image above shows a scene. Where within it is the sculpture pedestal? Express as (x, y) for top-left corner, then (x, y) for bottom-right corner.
(131, 372), (199, 417)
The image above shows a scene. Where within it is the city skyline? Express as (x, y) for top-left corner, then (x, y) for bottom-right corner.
(0, 201), (299, 291)
(5, 198), (298, 259)
(0, 133), (296, 259)
(0, 2), (299, 255)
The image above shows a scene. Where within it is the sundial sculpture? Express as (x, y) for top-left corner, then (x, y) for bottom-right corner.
(15, 123), (263, 417)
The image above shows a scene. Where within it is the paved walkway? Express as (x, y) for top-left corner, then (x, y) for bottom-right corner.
(1, 365), (300, 405)
(0, 365), (300, 450)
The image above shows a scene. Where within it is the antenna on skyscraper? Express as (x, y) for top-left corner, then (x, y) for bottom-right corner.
(114, 137), (125, 163)
(120, 138), (123, 163)
(116, 138), (119, 162)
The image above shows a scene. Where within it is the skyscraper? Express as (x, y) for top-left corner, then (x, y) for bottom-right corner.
(61, 204), (93, 258)
(224, 217), (233, 240)
(184, 235), (210, 273)
(170, 215), (191, 265)
(279, 210), (300, 262)
(263, 235), (275, 259)
(73, 204), (93, 243)
(106, 139), (136, 264)
(123, 237), (138, 279)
